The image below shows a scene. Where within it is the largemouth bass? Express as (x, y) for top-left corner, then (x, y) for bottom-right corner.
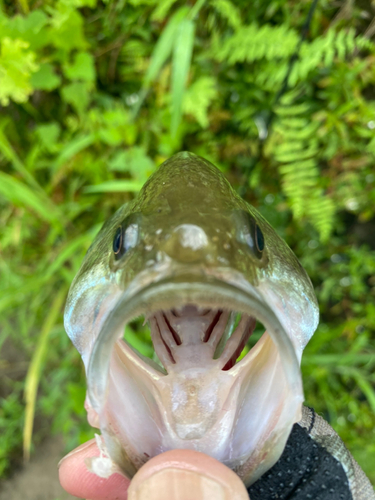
(64, 151), (320, 486)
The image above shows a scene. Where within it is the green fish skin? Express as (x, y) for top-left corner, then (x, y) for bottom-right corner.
(64, 152), (319, 486)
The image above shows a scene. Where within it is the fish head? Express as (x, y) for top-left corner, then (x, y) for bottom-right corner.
(64, 152), (319, 485)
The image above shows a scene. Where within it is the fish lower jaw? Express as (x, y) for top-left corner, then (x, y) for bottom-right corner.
(86, 282), (303, 486)
(108, 305), (255, 448)
(90, 315), (301, 486)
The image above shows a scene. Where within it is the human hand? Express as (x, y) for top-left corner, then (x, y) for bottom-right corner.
(59, 439), (249, 500)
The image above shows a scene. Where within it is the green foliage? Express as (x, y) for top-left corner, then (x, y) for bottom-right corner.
(213, 23), (299, 63)
(183, 77), (218, 128)
(209, 0), (242, 30)
(269, 92), (335, 241)
(0, 37), (38, 105)
(0, 389), (24, 477)
(171, 18), (195, 135)
(0, 0), (375, 488)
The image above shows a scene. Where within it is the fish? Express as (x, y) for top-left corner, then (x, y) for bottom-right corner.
(64, 151), (319, 487)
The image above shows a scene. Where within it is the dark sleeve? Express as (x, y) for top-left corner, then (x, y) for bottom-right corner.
(247, 406), (375, 500)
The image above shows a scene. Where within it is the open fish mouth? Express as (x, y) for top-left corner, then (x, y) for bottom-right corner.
(86, 274), (303, 486)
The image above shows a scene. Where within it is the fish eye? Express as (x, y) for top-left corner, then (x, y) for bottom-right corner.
(113, 218), (139, 260)
(239, 212), (264, 260)
(255, 224), (264, 253)
(113, 227), (123, 258)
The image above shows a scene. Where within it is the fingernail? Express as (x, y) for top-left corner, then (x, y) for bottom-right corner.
(58, 439), (96, 468)
(129, 468), (227, 500)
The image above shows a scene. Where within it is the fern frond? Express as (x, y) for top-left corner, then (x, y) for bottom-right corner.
(274, 119), (320, 140)
(306, 191), (335, 242)
(270, 97), (334, 239)
(183, 76), (217, 128)
(250, 28), (373, 90)
(275, 141), (319, 162)
(209, 0), (242, 30)
(289, 29), (373, 86)
(213, 23), (299, 64)
(275, 102), (311, 116)
(280, 159), (319, 218)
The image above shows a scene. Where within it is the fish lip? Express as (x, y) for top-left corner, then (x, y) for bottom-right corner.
(87, 270), (302, 415)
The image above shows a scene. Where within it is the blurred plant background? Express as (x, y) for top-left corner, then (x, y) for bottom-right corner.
(0, 0), (375, 489)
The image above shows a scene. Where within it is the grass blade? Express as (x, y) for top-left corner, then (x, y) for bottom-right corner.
(23, 289), (66, 461)
(0, 172), (62, 227)
(171, 19), (195, 136)
(337, 367), (375, 414)
(145, 7), (188, 87)
(84, 180), (143, 193)
(0, 127), (62, 222)
(44, 225), (101, 280)
(19, 0), (29, 13)
(0, 127), (39, 190)
(133, 7), (189, 117)
(188, 0), (206, 20)
(51, 134), (95, 174)
(302, 353), (375, 366)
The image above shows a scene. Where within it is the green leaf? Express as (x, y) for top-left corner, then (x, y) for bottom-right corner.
(2, 10), (49, 51)
(49, 7), (87, 52)
(84, 180), (143, 193)
(63, 51), (96, 82)
(35, 123), (61, 152)
(61, 82), (91, 115)
(109, 147), (155, 182)
(0, 37), (38, 106)
(171, 18), (195, 136)
(98, 108), (136, 146)
(30, 63), (61, 91)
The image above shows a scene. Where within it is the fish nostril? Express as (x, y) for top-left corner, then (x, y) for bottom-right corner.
(163, 224), (209, 262)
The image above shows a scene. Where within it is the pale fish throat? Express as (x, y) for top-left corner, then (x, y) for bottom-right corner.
(85, 280), (303, 487)
(149, 306), (256, 374)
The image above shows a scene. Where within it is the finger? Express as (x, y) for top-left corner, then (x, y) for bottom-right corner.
(58, 439), (130, 500)
(128, 449), (249, 500)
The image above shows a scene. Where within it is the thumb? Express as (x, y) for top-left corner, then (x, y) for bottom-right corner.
(128, 449), (249, 500)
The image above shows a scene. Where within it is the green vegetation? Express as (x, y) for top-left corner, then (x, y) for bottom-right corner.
(0, 0), (374, 486)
